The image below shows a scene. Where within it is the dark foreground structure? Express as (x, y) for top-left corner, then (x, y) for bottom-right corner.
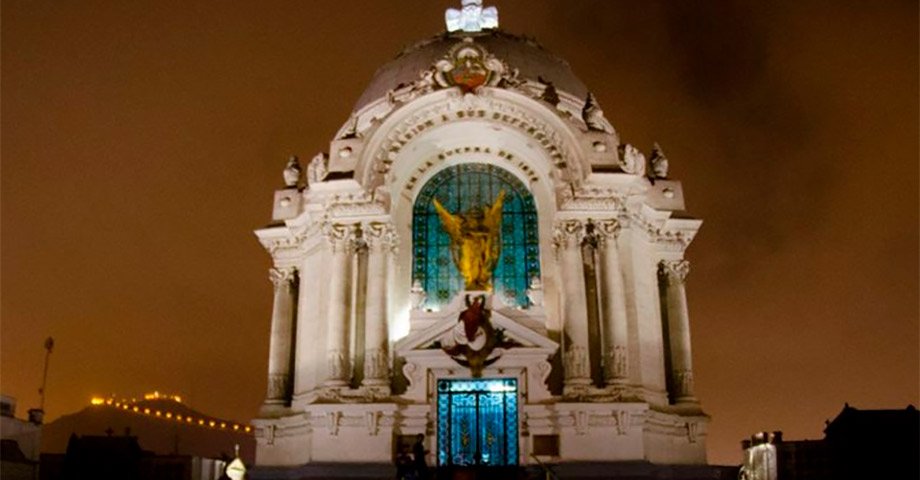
(740, 404), (919, 480)
(251, 461), (738, 480)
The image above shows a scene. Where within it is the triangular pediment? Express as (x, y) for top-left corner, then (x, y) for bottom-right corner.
(395, 297), (558, 356)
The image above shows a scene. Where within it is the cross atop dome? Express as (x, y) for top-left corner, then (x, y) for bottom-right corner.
(445, 0), (498, 33)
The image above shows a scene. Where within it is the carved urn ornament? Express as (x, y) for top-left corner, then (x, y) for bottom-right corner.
(582, 93), (611, 133)
(306, 152), (328, 185)
(649, 142), (669, 179)
(282, 155), (301, 188)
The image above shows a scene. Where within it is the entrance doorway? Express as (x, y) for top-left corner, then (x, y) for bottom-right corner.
(436, 378), (519, 466)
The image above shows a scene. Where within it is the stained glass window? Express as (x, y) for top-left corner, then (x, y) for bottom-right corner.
(412, 163), (539, 308)
(437, 378), (519, 466)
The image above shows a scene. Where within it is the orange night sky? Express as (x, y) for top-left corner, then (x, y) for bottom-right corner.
(2, 0), (917, 465)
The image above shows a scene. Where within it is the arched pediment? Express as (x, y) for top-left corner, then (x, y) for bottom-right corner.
(355, 87), (591, 193)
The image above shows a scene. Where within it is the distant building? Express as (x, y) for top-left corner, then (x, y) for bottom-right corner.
(740, 404), (919, 480)
(1, 394), (42, 480)
(39, 391), (255, 480)
(40, 433), (227, 480)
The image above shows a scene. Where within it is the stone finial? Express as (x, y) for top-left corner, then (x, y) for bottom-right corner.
(445, 0), (498, 33)
(582, 93), (610, 132)
(538, 76), (560, 107)
(283, 155), (302, 188)
(409, 279), (427, 310)
(617, 143), (646, 176)
(307, 152), (328, 185)
(649, 142), (669, 179)
(526, 276), (544, 307)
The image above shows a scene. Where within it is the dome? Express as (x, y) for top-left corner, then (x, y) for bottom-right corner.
(354, 31), (589, 112)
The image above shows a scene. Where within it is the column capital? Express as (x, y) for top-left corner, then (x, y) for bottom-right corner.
(364, 221), (397, 253)
(323, 222), (357, 253)
(659, 259), (690, 285)
(553, 219), (585, 250)
(269, 267), (297, 288)
(593, 218), (621, 248)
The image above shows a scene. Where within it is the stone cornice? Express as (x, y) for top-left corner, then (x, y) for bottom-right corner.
(624, 204), (701, 252)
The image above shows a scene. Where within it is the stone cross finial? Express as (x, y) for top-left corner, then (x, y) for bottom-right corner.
(445, 0), (498, 33)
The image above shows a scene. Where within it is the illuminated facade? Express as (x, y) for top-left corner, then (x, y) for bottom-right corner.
(253, 1), (708, 471)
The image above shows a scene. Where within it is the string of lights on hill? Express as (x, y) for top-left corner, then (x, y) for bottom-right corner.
(89, 391), (252, 433)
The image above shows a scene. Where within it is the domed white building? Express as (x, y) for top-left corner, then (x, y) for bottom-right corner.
(252, 2), (712, 476)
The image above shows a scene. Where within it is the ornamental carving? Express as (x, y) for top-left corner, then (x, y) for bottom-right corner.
(558, 185), (627, 211)
(363, 348), (390, 381)
(596, 218), (621, 239)
(324, 191), (388, 217)
(648, 142), (669, 179)
(364, 222), (397, 253)
(367, 90), (576, 184)
(408, 280), (427, 310)
(618, 143), (646, 176)
(574, 410), (589, 435)
(563, 345), (590, 380)
(268, 267), (297, 289)
(266, 373), (292, 400)
(323, 223), (357, 254)
(552, 220), (585, 251)
(525, 276), (544, 307)
(402, 362), (422, 388)
(582, 92), (613, 134)
(327, 349), (350, 382)
(365, 410), (381, 436)
(605, 345), (628, 381)
(326, 411), (341, 436)
(441, 294), (517, 377)
(625, 206), (697, 252)
(307, 152), (328, 185)
(396, 39), (521, 106)
(687, 421), (699, 443)
(659, 260), (690, 285)
(283, 155), (302, 188)
(615, 410), (631, 435)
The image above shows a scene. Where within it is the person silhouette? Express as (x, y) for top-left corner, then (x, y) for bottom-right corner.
(412, 434), (429, 479)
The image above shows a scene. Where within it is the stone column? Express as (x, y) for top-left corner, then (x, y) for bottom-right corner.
(554, 220), (591, 391)
(264, 267), (297, 407)
(659, 259), (697, 403)
(596, 220), (629, 386)
(324, 223), (355, 387)
(362, 222), (394, 389)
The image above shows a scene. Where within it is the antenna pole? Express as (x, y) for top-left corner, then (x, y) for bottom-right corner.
(38, 337), (54, 411)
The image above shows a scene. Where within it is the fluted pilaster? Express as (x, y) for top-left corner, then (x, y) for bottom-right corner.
(596, 220), (630, 385)
(554, 219), (591, 392)
(659, 259), (697, 403)
(362, 222), (395, 389)
(264, 267), (297, 408)
(324, 223), (356, 387)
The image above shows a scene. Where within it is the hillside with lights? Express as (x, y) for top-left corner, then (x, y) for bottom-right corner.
(41, 392), (255, 463)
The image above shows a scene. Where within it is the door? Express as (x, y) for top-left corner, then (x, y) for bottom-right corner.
(436, 378), (519, 466)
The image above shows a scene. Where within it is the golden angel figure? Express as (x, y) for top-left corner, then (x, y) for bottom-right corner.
(432, 190), (506, 291)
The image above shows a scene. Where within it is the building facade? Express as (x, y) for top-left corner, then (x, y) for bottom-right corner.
(740, 405), (920, 480)
(253, 2), (707, 470)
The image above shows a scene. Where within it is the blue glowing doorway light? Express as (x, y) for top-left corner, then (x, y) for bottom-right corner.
(437, 378), (519, 466)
